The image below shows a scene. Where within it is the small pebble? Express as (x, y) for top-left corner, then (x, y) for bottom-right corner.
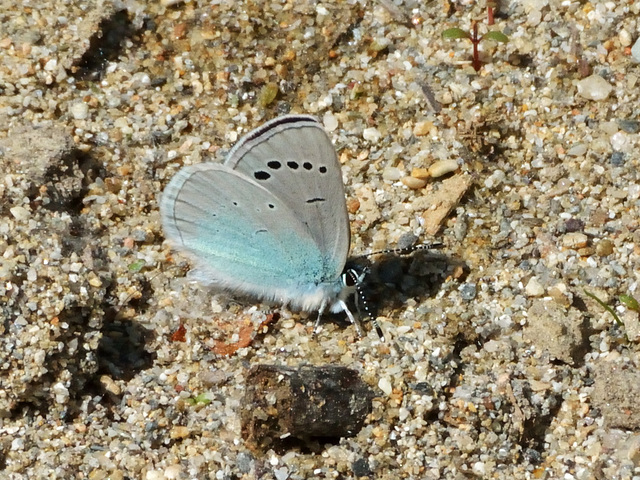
(566, 144), (587, 156)
(352, 458), (373, 477)
(164, 465), (183, 479)
(413, 120), (432, 136)
(525, 277), (545, 297)
(200, 370), (228, 387)
(52, 382), (69, 404)
(88, 273), (103, 288)
(145, 471), (164, 480)
(44, 58), (57, 71)
(323, 112), (338, 132)
(10, 206), (30, 220)
(401, 176), (427, 189)
(564, 218), (584, 233)
(595, 239), (614, 256)
(70, 102), (89, 120)
(619, 29), (632, 47)
(411, 167), (430, 179)
(617, 119), (640, 134)
(459, 283), (477, 301)
(382, 166), (401, 181)
(99, 375), (121, 395)
(562, 232), (588, 249)
(576, 75), (613, 101)
(274, 467), (289, 480)
(428, 159), (458, 178)
(363, 127), (382, 142)
(170, 426), (190, 439)
(610, 132), (628, 151)
(346, 197), (360, 214)
(609, 152), (625, 166)
(378, 377), (393, 396)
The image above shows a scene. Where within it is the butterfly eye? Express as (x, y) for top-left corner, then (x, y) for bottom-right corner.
(342, 269), (358, 287)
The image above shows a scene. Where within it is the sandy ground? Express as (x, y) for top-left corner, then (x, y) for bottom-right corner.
(2, 0), (640, 478)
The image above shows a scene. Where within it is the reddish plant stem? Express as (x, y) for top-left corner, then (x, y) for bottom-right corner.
(471, 21), (481, 72)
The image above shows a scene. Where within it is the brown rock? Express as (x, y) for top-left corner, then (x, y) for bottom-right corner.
(241, 364), (375, 451)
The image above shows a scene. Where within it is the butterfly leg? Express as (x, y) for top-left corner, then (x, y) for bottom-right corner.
(313, 302), (327, 334)
(338, 300), (365, 337)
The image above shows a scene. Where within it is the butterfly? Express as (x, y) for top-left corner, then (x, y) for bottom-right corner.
(160, 115), (379, 337)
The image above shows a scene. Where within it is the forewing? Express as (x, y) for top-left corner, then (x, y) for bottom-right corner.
(225, 115), (349, 280)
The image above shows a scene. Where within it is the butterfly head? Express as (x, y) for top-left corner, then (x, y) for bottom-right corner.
(324, 263), (384, 341)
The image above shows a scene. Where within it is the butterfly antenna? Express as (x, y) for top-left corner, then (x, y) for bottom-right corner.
(355, 242), (444, 260)
(354, 278), (385, 341)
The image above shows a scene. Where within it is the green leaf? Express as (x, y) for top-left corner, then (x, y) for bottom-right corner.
(128, 260), (146, 272)
(483, 31), (509, 43)
(192, 393), (212, 405)
(620, 294), (640, 312)
(442, 28), (471, 40)
(185, 393), (212, 406)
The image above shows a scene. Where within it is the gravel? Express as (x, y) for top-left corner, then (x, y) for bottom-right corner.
(2, 0), (640, 479)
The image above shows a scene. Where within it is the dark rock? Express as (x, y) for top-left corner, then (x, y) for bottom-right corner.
(459, 283), (477, 301)
(617, 119), (640, 134)
(609, 151), (625, 166)
(241, 364), (375, 451)
(352, 457), (373, 477)
(564, 218), (585, 233)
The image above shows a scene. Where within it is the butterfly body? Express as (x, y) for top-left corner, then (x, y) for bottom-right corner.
(160, 115), (361, 331)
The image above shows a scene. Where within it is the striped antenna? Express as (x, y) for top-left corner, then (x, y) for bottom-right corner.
(355, 242), (444, 260)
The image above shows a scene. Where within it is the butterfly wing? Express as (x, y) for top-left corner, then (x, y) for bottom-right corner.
(161, 163), (335, 304)
(225, 115), (350, 281)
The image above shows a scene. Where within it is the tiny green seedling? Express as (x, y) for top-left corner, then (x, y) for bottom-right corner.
(128, 259), (146, 273)
(442, 21), (509, 72)
(185, 392), (213, 406)
(584, 289), (636, 342)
